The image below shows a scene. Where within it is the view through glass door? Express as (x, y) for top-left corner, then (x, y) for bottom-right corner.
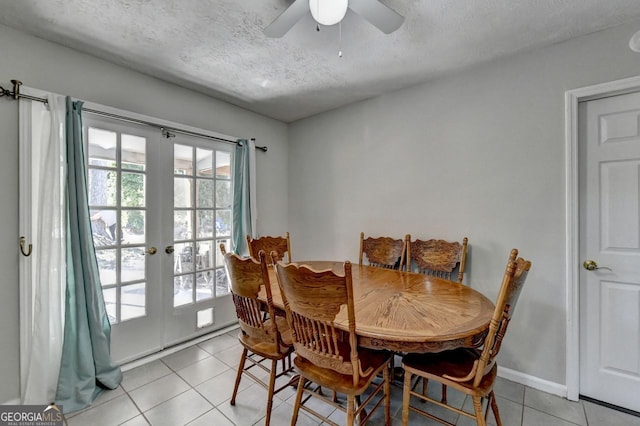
(164, 134), (236, 346)
(85, 114), (235, 363)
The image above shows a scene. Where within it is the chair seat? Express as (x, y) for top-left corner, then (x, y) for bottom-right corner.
(238, 331), (292, 360)
(294, 349), (391, 395)
(403, 348), (497, 396)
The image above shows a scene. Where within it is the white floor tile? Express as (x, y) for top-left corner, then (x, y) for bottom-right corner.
(458, 395), (522, 426)
(195, 368), (251, 407)
(524, 387), (587, 425)
(160, 346), (212, 371)
(186, 408), (235, 426)
(197, 334), (239, 355)
(216, 382), (280, 425)
(64, 386), (125, 418)
(65, 394), (140, 426)
(214, 344), (243, 368)
(269, 401), (322, 426)
(522, 406), (584, 426)
(129, 373), (191, 412)
(144, 389), (212, 426)
(175, 356), (230, 387)
(119, 414), (151, 426)
(121, 360), (173, 392)
(582, 400), (640, 426)
(494, 376), (525, 404)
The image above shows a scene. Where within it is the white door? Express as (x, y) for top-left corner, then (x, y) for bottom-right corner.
(85, 116), (163, 363)
(579, 91), (640, 412)
(84, 115), (235, 363)
(163, 134), (236, 347)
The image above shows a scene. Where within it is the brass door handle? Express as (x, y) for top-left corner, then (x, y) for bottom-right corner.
(165, 245), (174, 254)
(583, 260), (612, 271)
(146, 247), (158, 255)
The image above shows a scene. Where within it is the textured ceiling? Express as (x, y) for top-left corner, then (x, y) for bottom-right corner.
(2, 0), (640, 122)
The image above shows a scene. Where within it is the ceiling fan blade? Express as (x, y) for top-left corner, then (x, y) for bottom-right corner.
(264, 0), (310, 38)
(348, 0), (404, 34)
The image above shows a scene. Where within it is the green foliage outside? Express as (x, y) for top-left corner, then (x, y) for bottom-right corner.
(94, 166), (145, 236)
(121, 171), (145, 234)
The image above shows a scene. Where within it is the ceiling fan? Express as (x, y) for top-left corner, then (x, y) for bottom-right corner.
(264, 0), (404, 38)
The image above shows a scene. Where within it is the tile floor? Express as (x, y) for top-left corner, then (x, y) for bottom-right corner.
(63, 328), (640, 426)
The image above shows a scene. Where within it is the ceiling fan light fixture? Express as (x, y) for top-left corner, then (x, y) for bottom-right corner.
(630, 30), (640, 52)
(309, 0), (348, 26)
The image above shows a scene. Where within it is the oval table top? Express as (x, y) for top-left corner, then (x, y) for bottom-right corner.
(265, 261), (495, 353)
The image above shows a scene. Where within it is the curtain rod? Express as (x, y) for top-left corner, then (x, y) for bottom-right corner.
(1, 79), (267, 152)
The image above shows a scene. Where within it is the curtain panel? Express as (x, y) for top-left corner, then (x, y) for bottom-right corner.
(232, 139), (257, 255)
(55, 98), (122, 412)
(19, 93), (67, 404)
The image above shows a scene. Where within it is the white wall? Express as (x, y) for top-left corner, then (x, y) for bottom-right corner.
(0, 24), (288, 403)
(288, 19), (640, 388)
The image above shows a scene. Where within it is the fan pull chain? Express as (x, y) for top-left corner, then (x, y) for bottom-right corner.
(338, 22), (343, 57)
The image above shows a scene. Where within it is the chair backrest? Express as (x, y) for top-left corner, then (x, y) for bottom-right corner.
(471, 249), (531, 387)
(246, 232), (292, 264)
(407, 236), (468, 282)
(221, 244), (284, 350)
(359, 232), (408, 270)
(274, 260), (368, 386)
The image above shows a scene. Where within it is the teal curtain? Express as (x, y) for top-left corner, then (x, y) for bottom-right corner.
(232, 139), (253, 255)
(56, 97), (122, 412)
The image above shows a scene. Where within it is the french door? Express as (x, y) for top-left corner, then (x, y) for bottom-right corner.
(84, 114), (236, 363)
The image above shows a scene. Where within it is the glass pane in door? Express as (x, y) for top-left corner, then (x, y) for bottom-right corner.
(88, 127), (148, 324)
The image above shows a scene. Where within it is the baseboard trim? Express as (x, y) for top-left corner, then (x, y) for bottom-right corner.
(1, 397), (21, 405)
(498, 366), (568, 398)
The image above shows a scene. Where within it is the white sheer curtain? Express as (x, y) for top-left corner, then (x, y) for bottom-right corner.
(19, 91), (67, 404)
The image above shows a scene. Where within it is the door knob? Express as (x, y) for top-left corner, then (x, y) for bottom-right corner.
(165, 245), (174, 254)
(146, 247), (158, 255)
(583, 260), (612, 271)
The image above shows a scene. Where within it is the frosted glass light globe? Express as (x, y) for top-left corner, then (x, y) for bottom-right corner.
(630, 30), (640, 53)
(309, 0), (348, 26)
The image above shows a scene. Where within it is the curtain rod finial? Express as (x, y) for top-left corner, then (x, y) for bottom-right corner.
(250, 137), (267, 152)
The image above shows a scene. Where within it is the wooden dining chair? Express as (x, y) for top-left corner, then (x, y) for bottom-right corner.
(359, 232), (408, 270)
(401, 248), (531, 426)
(274, 259), (392, 426)
(406, 236), (468, 282)
(403, 236), (468, 390)
(247, 232), (292, 264)
(359, 232), (408, 378)
(221, 244), (294, 426)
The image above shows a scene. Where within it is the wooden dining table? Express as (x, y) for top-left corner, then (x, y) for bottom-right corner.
(263, 261), (495, 353)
